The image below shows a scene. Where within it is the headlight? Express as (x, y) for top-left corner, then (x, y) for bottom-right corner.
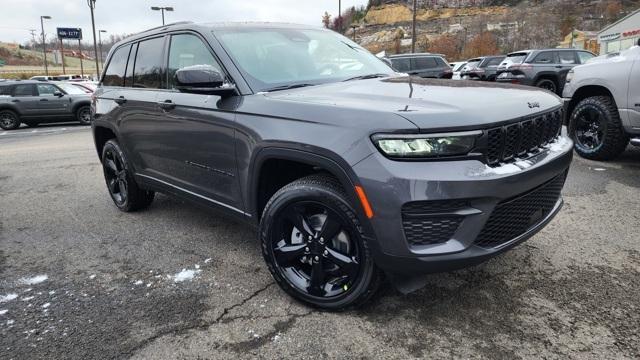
(565, 70), (574, 83)
(372, 131), (480, 158)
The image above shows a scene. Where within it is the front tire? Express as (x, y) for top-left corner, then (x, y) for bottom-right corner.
(260, 175), (382, 310)
(569, 96), (629, 160)
(0, 110), (20, 130)
(76, 106), (92, 125)
(101, 139), (155, 212)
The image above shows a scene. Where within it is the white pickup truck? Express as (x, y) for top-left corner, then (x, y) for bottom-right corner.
(563, 41), (640, 160)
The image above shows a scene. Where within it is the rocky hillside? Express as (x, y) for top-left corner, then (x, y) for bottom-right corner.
(338, 0), (639, 60)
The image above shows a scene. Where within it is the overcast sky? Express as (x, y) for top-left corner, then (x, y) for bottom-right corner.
(0, 0), (368, 44)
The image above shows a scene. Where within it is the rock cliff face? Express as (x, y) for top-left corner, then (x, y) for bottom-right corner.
(347, 0), (634, 60)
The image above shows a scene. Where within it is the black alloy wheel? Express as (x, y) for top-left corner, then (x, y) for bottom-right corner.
(101, 139), (155, 212)
(0, 110), (20, 130)
(260, 175), (381, 310)
(574, 106), (606, 152)
(272, 201), (361, 298)
(536, 79), (557, 94)
(103, 146), (129, 207)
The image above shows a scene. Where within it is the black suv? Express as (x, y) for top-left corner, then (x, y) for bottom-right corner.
(93, 22), (573, 309)
(387, 53), (453, 78)
(0, 80), (92, 130)
(496, 49), (595, 95)
(460, 55), (505, 81)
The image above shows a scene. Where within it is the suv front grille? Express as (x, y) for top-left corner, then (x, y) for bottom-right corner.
(475, 173), (566, 248)
(401, 200), (467, 247)
(486, 109), (562, 166)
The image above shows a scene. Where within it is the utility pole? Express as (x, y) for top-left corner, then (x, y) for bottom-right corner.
(338, 0), (341, 33)
(87, 0), (100, 78)
(59, 38), (66, 74)
(78, 38), (84, 78)
(411, 0), (417, 53)
(40, 16), (51, 76)
(29, 29), (37, 50)
(98, 30), (107, 68)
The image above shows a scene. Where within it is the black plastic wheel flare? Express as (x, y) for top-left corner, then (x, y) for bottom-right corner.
(104, 150), (128, 205)
(575, 107), (607, 151)
(272, 201), (361, 298)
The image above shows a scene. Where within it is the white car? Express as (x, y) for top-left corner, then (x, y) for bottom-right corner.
(450, 61), (467, 80)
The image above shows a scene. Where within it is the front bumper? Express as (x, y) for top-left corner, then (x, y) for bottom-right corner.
(353, 134), (573, 275)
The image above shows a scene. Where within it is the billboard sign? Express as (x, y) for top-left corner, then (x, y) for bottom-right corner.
(57, 28), (82, 40)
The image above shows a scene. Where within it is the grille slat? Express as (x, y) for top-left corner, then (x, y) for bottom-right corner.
(401, 201), (466, 246)
(488, 109), (562, 166)
(475, 174), (566, 248)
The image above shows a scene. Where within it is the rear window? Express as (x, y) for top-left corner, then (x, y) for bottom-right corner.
(532, 51), (555, 64)
(465, 59), (482, 69)
(0, 85), (11, 96)
(13, 84), (35, 96)
(412, 57), (438, 70)
(484, 57), (504, 67)
(103, 44), (131, 87)
(133, 37), (165, 89)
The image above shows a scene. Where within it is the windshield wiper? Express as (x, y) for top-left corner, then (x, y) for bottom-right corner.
(342, 73), (389, 82)
(262, 83), (316, 92)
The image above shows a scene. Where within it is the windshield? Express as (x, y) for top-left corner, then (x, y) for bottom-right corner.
(54, 82), (87, 95)
(215, 28), (394, 92)
(463, 59), (481, 70)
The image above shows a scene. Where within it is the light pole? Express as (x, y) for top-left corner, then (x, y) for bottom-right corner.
(40, 16), (51, 76)
(98, 30), (107, 68)
(151, 6), (174, 26)
(411, 0), (417, 53)
(87, 0), (100, 79)
(338, 0), (341, 33)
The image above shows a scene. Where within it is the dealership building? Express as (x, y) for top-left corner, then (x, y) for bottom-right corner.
(598, 8), (640, 54)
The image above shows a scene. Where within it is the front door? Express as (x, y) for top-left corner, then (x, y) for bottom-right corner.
(628, 55), (640, 130)
(35, 83), (70, 116)
(151, 32), (242, 211)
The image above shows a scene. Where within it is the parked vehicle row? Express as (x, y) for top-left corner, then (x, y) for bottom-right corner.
(0, 80), (92, 130)
(387, 53), (453, 79)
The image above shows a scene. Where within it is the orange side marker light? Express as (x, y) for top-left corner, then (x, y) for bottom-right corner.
(355, 185), (374, 219)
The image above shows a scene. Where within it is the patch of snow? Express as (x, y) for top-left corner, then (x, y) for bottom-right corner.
(0, 294), (18, 303)
(146, 283), (152, 288)
(593, 167), (606, 171)
(7, 320), (14, 325)
(133, 280), (143, 286)
(89, 275), (96, 279)
(194, 264), (200, 269)
(546, 136), (569, 153)
(173, 268), (201, 283)
(20, 275), (48, 285)
(0, 309), (7, 315)
(272, 333), (281, 342)
(204, 258), (212, 264)
(48, 291), (55, 295)
(24, 288), (32, 293)
(21, 296), (34, 302)
(42, 303), (50, 309)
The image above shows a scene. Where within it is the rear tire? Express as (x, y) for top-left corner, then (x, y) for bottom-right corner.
(259, 174), (382, 310)
(101, 139), (155, 212)
(569, 96), (629, 160)
(535, 78), (558, 94)
(76, 106), (92, 125)
(0, 110), (20, 130)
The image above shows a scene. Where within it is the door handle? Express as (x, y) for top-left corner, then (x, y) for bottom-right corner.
(555, 65), (562, 68)
(114, 96), (127, 105)
(40, 98), (49, 101)
(157, 100), (176, 111)
(11, 99), (20, 103)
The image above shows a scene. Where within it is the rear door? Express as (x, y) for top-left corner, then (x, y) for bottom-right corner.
(10, 84), (39, 117)
(628, 55), (640, 127)
(410, 56), (440, 78)
(35, 83), (70, 116)
(150, 32), (242, 210)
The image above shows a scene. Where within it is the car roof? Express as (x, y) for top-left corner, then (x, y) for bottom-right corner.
(388, 53), (445, 59)
(0, 80), (46, 85)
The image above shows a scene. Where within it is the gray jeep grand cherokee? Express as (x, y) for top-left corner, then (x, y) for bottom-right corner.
(92, 22), (573, 309)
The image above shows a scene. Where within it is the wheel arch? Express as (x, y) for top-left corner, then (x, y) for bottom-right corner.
(248, 147), (372, 235)
(71, 100), (91, 115)
(0, 104), (22, 116)
(533, 72), (560, 87)
(92, 124), (119, 161)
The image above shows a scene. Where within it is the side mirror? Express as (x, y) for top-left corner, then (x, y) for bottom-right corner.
(175, 65), (236, 96)
(54, 91), (64, 97)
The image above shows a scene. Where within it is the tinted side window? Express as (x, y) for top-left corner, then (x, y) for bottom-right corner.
(577, 51), (595, 64)
(36, 83), (59, 96)
(558, 51), (577, 64)
(485, 57), (503, 66)
(13, 84), (35, 96)
(434, 57), (448, 66)
(412, 57), (437, 70)
(533, 51), (555, 64)
(167, 34), (222, 89)
(0, 85), (11, 96)
(391, 58), (411, 72)
(103, 44), (131, 87)
(133, 37), (165, 89)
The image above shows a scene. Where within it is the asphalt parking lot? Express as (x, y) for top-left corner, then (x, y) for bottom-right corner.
(1, 124), (639, 359)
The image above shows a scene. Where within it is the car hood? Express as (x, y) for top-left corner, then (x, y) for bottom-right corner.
(585, 46), (640, 65)
(264, 76), (562, 131)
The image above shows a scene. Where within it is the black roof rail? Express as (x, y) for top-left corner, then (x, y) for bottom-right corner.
(136, 21), (194, 35)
